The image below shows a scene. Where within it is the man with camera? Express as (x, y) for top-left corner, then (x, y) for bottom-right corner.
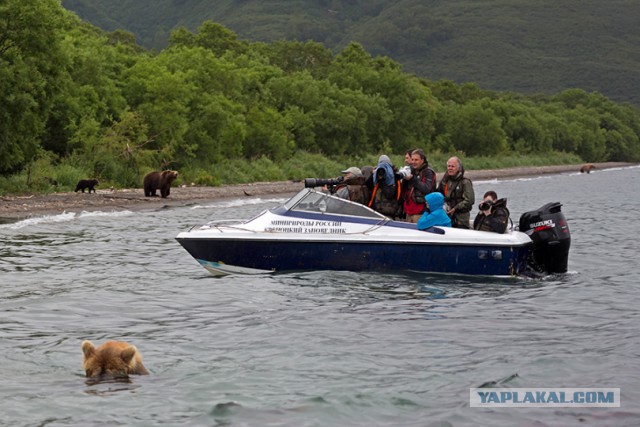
(304, 167), (369, 205)
(400, 149), (437, 223)
(473, 190), (510, 233)
(331, 166), (370, 205)
(367, 155), (403, 218)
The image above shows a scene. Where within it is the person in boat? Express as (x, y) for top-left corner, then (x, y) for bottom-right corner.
(400, 149), (437, 223)
(393, 149), (415, 221)
(367, 155), (402, 219)
(397, 148), (414, 178)
(436, 156), (475, 229)
(332, 166), (370, 205)
(417, 192), (451, 230)
(473, 190), (510, 233)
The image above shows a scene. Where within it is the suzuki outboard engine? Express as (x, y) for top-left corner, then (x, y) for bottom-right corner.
(519, 202), (571, 274)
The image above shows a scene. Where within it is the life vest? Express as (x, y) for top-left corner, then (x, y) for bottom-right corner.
(368, 178), (402, 217)
(442, 176), (472, 214)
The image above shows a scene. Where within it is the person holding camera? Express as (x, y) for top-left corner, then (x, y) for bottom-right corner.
(436, 156), (475, 229)
(332, 166), (370, 205)
(402, 149), (414, 171)
(473, 191), (510, 233)
(367, 155), (402, 218)
(400, 149), (437, 223)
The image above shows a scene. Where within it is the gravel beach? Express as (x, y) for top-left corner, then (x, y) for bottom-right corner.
(0, 162), (634, 221)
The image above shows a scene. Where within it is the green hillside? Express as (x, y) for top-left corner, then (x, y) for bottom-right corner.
(60, 0), (640, 106)
(3, 0), (640, 195)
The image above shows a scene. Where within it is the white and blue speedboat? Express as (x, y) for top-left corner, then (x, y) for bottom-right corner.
(176, 188), (570, 277)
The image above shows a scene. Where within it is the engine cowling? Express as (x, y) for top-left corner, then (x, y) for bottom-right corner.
(519, 202), (571, 274)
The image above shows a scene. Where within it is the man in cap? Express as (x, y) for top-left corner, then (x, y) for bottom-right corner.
(341, 166), (363, 178)
(331, 166), (370, 205)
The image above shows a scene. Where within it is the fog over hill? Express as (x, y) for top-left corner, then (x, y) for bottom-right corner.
(61, 0), (640, 106)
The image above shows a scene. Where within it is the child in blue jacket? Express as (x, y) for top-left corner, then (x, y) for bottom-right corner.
(417, 192), (452, 230)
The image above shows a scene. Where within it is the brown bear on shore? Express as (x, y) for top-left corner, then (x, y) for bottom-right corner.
(580, 163), (596, 173)
(81, 340), (149, 379)
(75, 179), (99, 193)
(143, 170), (178, 198)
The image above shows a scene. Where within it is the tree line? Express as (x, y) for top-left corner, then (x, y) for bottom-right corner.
(2, 0), (639, 192)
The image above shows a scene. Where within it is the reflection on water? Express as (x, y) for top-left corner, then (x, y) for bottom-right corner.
(1, 167), (640, 426)
(276, 269), (540, 303)
(82, 377), (140, 395)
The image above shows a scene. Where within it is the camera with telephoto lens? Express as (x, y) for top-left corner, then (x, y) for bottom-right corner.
(304, 176), (344, 188)
(479, 200), (493, 211)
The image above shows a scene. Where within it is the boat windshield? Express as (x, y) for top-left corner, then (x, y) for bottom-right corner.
(285, 189), (385, 219)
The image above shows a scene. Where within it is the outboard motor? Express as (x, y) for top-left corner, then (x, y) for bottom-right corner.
(519, 202), (571, 274)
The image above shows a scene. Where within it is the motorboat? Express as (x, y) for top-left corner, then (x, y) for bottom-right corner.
(176, 188), (570, 277)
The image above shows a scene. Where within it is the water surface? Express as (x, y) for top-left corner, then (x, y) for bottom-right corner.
(1, 167), (639, 426)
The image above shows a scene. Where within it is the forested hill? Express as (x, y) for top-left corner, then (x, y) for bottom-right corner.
(3, 0), (640, 196)
(61, 0), (640, 106)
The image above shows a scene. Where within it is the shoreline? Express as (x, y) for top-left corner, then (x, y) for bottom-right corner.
(0, 162), (635, 221)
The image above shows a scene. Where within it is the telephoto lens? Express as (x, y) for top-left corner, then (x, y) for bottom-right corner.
(304, 177), (344, 188)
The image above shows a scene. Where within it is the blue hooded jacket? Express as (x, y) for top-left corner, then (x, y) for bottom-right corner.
(417, 192), (452, 230)
(372, 155), (396, 186)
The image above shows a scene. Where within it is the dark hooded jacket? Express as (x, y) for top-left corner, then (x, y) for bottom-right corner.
(473, 198), (510, 233)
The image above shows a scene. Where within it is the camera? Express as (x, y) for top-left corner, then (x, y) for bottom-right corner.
(304, 176), (344, 188)
(479, 200), (493, 211)
(397, 166), (412, 179)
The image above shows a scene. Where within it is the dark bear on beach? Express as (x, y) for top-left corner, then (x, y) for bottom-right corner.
(75, 179), (99, 193)
(580, 163), (596, 174)
(143, 170), (178, 198)
(81, 340), (149, 379)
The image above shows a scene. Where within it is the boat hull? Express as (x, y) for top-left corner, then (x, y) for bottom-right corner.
(176, 236), (532, 277)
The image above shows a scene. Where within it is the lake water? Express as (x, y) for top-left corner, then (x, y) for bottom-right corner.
(1, 166), (639, 426)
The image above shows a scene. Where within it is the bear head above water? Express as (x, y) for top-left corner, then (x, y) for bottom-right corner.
(81, 340), (149, 379)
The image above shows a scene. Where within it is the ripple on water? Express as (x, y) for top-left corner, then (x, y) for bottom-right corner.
(1, 168), (640, 426)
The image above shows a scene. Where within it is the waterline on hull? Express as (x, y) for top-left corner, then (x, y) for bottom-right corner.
(197, 259), (273, 277)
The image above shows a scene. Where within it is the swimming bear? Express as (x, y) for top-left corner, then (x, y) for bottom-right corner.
(81, 340), (149, 379)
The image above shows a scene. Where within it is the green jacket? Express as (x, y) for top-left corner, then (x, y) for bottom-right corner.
(437, 169), (475, 229)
